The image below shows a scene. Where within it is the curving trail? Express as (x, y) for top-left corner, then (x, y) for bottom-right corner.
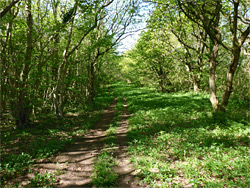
(113, 98), (140, 188)
(24, 98), (140, 187)
(38, 99), (117, 187)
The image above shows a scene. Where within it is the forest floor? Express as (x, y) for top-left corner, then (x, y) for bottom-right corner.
(3, 97), (141, 187)
(1, 83), (250, 187)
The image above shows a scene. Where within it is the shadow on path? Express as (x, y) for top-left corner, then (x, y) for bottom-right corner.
(35, 99), (117, 188)
(15, 98), (142, 187)
(113, 98), (140, 188)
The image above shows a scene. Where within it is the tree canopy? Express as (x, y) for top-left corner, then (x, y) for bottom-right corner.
(0, 0), (139, 127)
(1, 0), (250, 187)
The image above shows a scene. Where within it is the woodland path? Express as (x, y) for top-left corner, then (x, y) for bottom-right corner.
(28, 98), (139, 187)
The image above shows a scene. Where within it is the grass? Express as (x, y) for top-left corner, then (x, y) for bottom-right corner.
(2, 83), (249, 187)
(92, 96), (124, 187)
(111, 82), (250, 187)
(0, 88), (114, 187)
(92, 149), (118, 188)
(25, 171), (56, 188)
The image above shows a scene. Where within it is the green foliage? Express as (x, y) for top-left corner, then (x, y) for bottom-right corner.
(0, 153), (33, 184)
(0, 89), (114, 186)
(29, 137), (73, 159)
(62, 7), (75, 24)
(1, 0), (249, 186)
(1, 0), (138, 128)
(92, 93), (125, 187)
(92, 151), (118, 187)
(112, 83), (250, 187)
(26, 171), (56, 188)
(116, 97), (124, 112)
(106, 126), (117, 137)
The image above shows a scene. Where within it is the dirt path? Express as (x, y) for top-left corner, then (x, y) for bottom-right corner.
(29, 99), (117, 188)
(27, 98), (139, 187)
(113, 98), (140, 187)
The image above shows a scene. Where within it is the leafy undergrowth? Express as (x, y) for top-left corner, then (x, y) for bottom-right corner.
(0, 89), (114, 187)
(25, 171), (57, 188)
(92, 149), (118, 188)
(92, 96), (124, 187)
(111, 83), (250, 187)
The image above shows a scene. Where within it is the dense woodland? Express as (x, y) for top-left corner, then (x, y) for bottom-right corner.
(0, 0), (250, 187)
(0, 0), (140, 127)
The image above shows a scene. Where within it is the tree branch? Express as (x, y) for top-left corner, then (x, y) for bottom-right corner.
(0, 0), (20, 19)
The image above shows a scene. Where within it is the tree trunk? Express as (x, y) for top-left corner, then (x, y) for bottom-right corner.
(220, 47), (241, 107)
(159, 75), (166, 93)
(87, 62), (95, 102)
(185, 64), (200, 92)
(209, 39), (220, 112)
(54, 58), (69, 117)
(159, 79), (166, 93)
(0, 82), (7, 117)
(51, 0), (60, 112)
(13, 0), (33, 128)
(14, 88), (30, 127)
(220, 1), (249, 109)
(54, 6), (74, 117)
(193, 79), (200, 93)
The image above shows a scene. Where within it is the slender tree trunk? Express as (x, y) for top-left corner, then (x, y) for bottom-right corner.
(14, 0), (33, 127)
(0, 27), (8, 116)
(54, 58), (68, 117)
(54, 6), (74, 117)
(193, 69), (201, 93)
(193, 79), (200, 93)
(51, 0), (60, 113)
(86, 51), (101, 103)
(87, 61), (95, 102)
(220, 47), (241, 107)
(185, 64), (200, 92)
(159, 75), (166, 93)
(209, 38), (220, 112)
(59, 60), (69, 116)
(0, 80), (7, 117)
(220, 1), (249, 109)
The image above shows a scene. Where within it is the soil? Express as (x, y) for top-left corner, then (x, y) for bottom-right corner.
(113, 98), (140, 188)
(18, 98), (140, 187)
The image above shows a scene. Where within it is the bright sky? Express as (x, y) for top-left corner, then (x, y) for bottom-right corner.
(117, 1), (153, 54)
(117, 26), (145, 53)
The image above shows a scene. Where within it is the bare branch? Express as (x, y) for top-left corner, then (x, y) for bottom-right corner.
(0, 0), (20, 19)
(240, 25), (250, 46)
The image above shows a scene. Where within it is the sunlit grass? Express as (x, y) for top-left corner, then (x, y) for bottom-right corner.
(0, 88), (114, 187)
(112, 82), (250, 187)
(92, 150), (118, 188)
(92, 94), (125, 187)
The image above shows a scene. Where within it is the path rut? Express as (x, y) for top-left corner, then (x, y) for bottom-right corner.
(31, 98), (139, 187)
(113, 98), (140, 187)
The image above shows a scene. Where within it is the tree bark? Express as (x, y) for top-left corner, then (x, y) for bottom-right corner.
(209, 38), (220, 112)
(193, 79), (200, 93)
(86, 60), (96, 102)
(0, 0), (20, 19)
(159, 78), (166, 93)
(220, 47), (240, 107)
(54, 58), (69, 117)
(89, 61), (95, 101)
(185, 64), (200, 93)
(14, 0), (33, 127)
(220, 1), (250, 109)
(54, 3), (76, 117)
